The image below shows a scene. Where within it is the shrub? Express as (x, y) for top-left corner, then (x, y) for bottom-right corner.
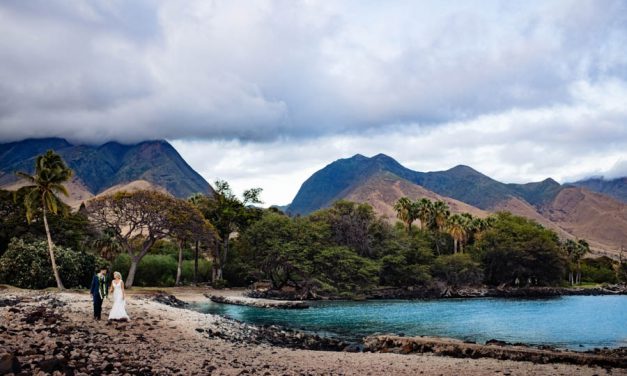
(180, 259), (212, 284)
(110, 253), (178, 287)
(432, 253), (484, 286)
(379, 254), (431, 287)
(580, 257), (618, 284)
(313, 246), (379, 293)
(0, 238), (102, 289)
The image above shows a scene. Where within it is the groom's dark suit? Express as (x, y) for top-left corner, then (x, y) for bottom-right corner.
(90, 273), (108, 320)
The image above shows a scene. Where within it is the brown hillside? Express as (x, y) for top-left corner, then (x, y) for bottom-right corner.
(489, 197), (574, 240)
(540, 187), (627, 256)
(343, 172), (488, 225)
(95, 179), (170, 198)
(1, 176), (94, 209)
(1, 178), (169, 210)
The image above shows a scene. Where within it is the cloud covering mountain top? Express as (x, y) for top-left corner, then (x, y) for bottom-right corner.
(1, 0), (626, 204)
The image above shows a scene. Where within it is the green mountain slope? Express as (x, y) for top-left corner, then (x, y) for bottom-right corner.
(0, 138), (212, 198)
(288, 154), (565, 215)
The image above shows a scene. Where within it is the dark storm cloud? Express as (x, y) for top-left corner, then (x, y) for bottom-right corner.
(0, 0), (626, 144)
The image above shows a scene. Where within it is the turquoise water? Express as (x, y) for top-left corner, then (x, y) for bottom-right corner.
(192, 295), (627, 350)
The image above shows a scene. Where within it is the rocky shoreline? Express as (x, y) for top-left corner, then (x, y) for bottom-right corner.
(1, 288), (625, 375)
(247, 283), (627, 301)
(206, 293), (309, 309)
(194, 292), (627, 369)
(363, 335), (627, 368)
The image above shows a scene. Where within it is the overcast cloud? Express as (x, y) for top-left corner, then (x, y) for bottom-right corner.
(1, 0), (626, 205)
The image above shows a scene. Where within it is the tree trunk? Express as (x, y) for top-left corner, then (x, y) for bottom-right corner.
(194, 240), (199, 285)
(453, 239), (458, 254)
(175, 240), (183, 285)
(569, 271), (574, 285)
(42, 207), (65, 290)
(213, 238), (229, 282)
(126, 258), (139, 288)
(434, 233), (441, 256)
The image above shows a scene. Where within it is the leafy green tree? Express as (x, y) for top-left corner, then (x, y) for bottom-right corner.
(190, 180), (263, 282)
(0, 238), (103, 289)
(167, 199), (218, 285)
(313, 246), (379, 294)
(87, 190), (184, 288)
(312, 200), (383, 257)
(15, 150), (73, 289)
(432, 254), (483, 286)
(476, 212), (567, 286)
(234, 211), (328, 291)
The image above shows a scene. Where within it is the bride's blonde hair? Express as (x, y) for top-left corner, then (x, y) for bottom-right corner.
(114, 271), (122, 279)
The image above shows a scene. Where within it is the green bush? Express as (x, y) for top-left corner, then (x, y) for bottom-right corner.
(111, 253), (179, 287)
(313, 246), (379, 293)
(379, 254), (431, 287)
(0, 238), (102, 289)
(134, 255), (178, 287)
(580, 257), (618, 284)
(432, 253), (484, 286)
(180, 259), (212, 284)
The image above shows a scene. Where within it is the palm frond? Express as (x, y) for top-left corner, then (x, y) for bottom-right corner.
(15, 171), (36, 183)
(51, 183), (70, 197)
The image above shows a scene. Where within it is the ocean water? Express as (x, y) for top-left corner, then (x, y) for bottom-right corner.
(192, 295), (627, 350)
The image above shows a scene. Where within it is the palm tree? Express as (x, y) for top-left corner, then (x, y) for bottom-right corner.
(16, 150), (72, 289)
(447, 214), (467, 254)
(430, 200), (450, 232)
(92, 227), (123, 261)
(575, 239), (589, 284)
(394, 197), (416, 233)
(429, 200), (450, 255)
(562, 239), (577, 285)
(415, 198), (433, 230)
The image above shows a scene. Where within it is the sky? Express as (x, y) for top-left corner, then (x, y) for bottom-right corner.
(1, 0), (626, 205)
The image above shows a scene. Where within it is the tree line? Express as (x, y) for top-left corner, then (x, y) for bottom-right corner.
(1, 150), (626, 293)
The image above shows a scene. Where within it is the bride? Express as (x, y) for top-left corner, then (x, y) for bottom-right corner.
(108, 271), (130, 321)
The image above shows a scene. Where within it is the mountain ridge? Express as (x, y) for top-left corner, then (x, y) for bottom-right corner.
(288, 153), (567, 215)
(287, 153), (627, 256)
(0, 138), (213, 199)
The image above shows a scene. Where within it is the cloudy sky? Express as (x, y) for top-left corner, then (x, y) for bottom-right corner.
(1, 1), (626, 205)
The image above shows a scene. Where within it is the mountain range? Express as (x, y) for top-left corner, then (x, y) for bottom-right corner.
(287, 154), (627, 257)
(0, 138), (213, 206)
(2, 138), (625, 257)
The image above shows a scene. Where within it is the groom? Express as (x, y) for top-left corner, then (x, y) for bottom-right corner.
(90, 266), (109, 320)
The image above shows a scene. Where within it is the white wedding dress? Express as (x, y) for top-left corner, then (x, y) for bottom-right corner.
(108, 280), (130, 321)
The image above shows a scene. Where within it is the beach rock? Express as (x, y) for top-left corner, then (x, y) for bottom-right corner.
(0, 353), (21, 374)
(208, 294), (309, 309)
(364, 335), (627, 368)
(152, 293), (188, 308)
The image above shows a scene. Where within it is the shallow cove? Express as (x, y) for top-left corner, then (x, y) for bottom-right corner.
(192, 295), (627, 350)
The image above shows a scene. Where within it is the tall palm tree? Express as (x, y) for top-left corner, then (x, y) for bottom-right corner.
(430, 200), (450, 232)
(394, 197), (416, 233)
(429, 200), (450, 255)
(447, 214), (467, 254)
(415, 198), (433, 230)
(575, 239), (589, 284)
(16, 150), (72, 289)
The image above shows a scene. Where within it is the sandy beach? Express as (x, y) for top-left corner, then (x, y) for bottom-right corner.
(1, 286), (624, 375)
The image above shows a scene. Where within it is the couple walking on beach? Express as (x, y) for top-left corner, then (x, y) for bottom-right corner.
(90, 266), (130, 321)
